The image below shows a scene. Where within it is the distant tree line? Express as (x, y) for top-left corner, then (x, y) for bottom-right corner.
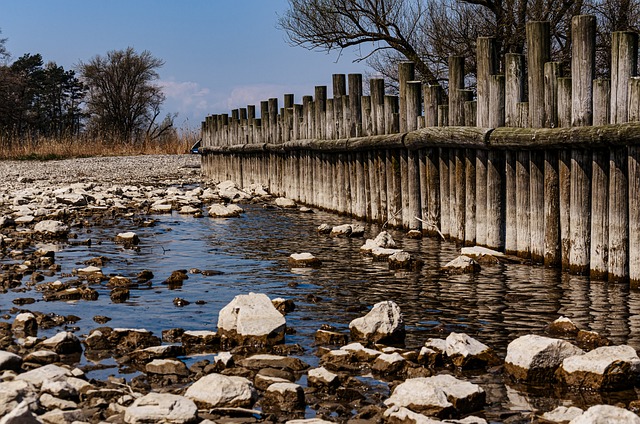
(0, 31), (174, 147)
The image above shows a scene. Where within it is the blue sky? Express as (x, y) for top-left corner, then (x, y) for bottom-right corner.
(1, 0), (371, 130)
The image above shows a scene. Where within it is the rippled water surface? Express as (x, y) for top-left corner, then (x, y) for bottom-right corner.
(3, 199), (640, 416)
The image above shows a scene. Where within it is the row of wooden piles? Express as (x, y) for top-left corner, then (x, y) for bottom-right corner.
(201, 15), (640, 285)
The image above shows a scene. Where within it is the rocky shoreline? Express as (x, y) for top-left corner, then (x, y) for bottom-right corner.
(1, 155), (640, 423)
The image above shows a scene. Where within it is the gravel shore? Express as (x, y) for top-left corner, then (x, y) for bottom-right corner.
(0, 154), (203, 191)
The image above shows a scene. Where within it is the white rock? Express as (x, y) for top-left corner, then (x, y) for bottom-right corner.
(0, 351), (21, 371)
(217, 292), (286, 345)
(151, 204), (173, 213)
(178, 205), (200, 215)
(569, 404), (640, 423)
(445, 332), (495, 368)
(460, 246), (504, 257)
(558, 345), (640, 390)
(443, 255), (481, 273)
(185, 373), (256, 408)
(349, 300), (404, 345)
(33, 220), (68, 235)
(124, 392), (198, 424)
(77, 265), (102, 275)
(275, 197), (297, 208)
(361, 231), (396, 253)
(208, 203), (244, 218)
(0, 399), (40, 424)
(384, 374), (485, 416)
(15, 364), (72, 388)
(383, 405), (442, 424)
(0, 380), (38, 417)
(505, 334), (584, 383)
(542, 406), (584, 423)
(307, 367), (339, 387)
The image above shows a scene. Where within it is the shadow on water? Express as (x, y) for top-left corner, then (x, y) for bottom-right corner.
(2, 202), (640, 413)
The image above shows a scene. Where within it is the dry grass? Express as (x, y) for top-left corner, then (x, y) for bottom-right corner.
(0, 131), (199, 160)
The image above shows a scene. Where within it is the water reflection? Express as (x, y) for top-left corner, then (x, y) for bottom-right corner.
(2, 203), (640, 412)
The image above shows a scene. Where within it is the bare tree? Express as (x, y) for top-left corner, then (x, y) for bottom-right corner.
(78, 47), (166, 143)
(278, 0), (440, 84)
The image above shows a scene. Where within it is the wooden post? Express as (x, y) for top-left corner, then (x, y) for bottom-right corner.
(438, 105), (449, 127)
(571, 15), (596, 127)
(609, 147), (628, 281)
(406, 81), (422, 131)
(331, 74), (347, 138)
(425, 148), (440, 236)
(268, 98), (279, 143)
(449, 56), (465, 126)
(408, 149), (422, 230)
(590, 149), (609, 279)
(489, 75), (505, 127)
(361, 96), (372, 136)
(559, 150), (571, 270)
(486, 150), (505, 249)
(516, 103), (529, 128)
(476, 150), (487, 245)
(465, 149), (476, 245)
(593, 79), (611, 126)
(399, 62), (415, 132)
(371, 78), (386, 135)
(348, 74), (363, 137)
(505, 151), (517, 254)
(557, 78), (573, 127)
(377, 150), (388, 222)
(570, 149), (592, 274)
(464, 100), (477, 127)
(544, 62), (562, 128)
(315, 86), (327, 139)
(454, 149), (466, 241)
(610, 31), (638, 124)
(629, 146), (640, 286)
(505, 53), (525, 127)
(516, 151), (531, 258)
(385, 96), (400, 134)
(477, 37), (497, 127)
(527, 21), (551, 128)
(530, 151), (545, 263)
(440, 148), (450, 237)
(424, 85), (442, 127)
(544, 151), (561, 266)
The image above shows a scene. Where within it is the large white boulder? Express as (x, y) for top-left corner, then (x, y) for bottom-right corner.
(217, 180), (250, 201)
(208, 203), (244, 218)
(124, 392), (197, 424)
(185, 373), (256, 409)
(569, 405), (640, 423)
(33, 220), (68, 236)
(217, 292), (286, 347)
(504, 334), (584, 384)
(384, 374), (485, 418)
(445, 332), (498, 369)
(360, 231), (396, 254)
(556, 345), (640, 390)
(349, 300), (405, 345)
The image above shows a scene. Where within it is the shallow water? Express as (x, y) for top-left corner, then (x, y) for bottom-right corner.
(3, 200), (640, 416)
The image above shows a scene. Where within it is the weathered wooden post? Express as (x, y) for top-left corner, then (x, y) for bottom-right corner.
(544, 62), (562, 128)
(315, 86), (327, 140)
(454, 149), (466, 241)
(516, 151), (531, 257)
(476, 150), (487, 245)
(349, 74), (363, 137)
(486, 150), (505, 249)
(505, 150), (517, 254)
(570, 149), (592, 274)
(424, 85), (442, 127)
(333, 75), (346, 138)
(268, 98), (279, 143)
(464, 149), (477, 245)
(440, 148), (450, 237)
(593, 79), (611, 125)
(557, 78), (572, 127)
(406, 81), (423, 229)
(610, 31), (638, 124)
(630, 146), (640, 287)
(489, 75), (505, 127)
(464, 100), (477, 127)
(362, 96), (372, 136)
(559, 150), (571, 270)
(477, 37), (497, 127)
(527, 21), (551, 128)
(530, 151), (545, 263)
(608, 146), (628, 281)
(544, 151), (561, 266)
(505, 53), (525, 127)
(385, 96), (400, 134)
(399, 62), (415, 132)
(449, 56), (465, 126)
(370, 78), (385, 135)
(572, 15), (596, 127)
(590, 149), (609, 279)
